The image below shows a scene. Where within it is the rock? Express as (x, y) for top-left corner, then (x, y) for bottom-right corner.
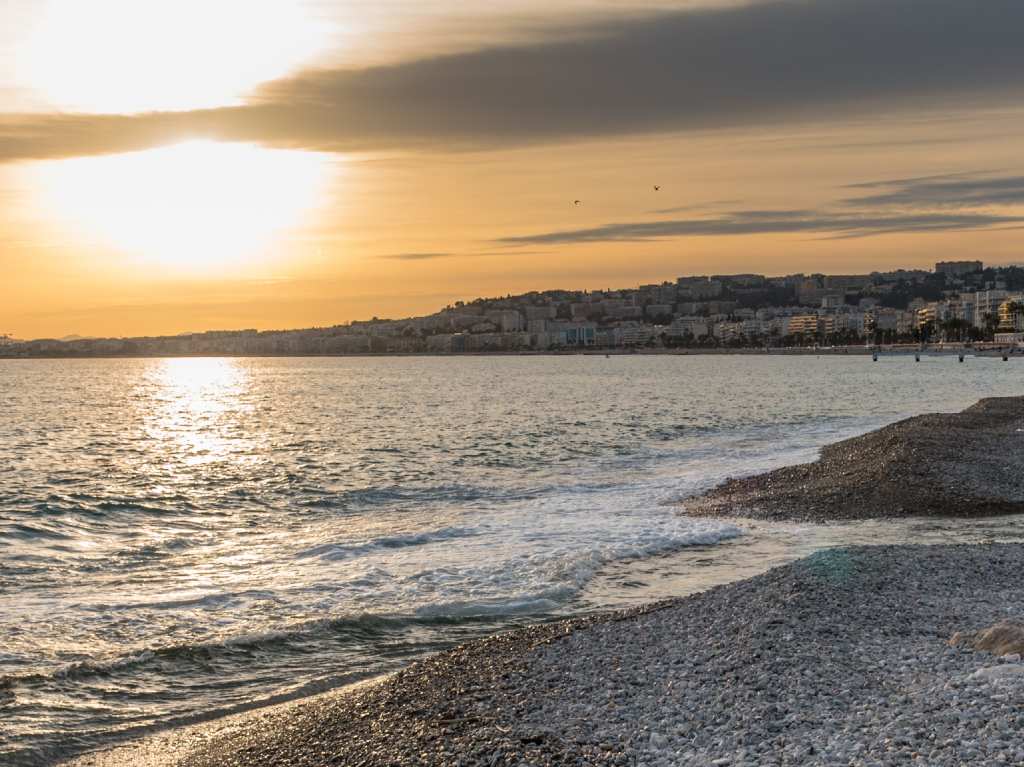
(950, 621), (1024, 657)
(969, 665), (1024, 683)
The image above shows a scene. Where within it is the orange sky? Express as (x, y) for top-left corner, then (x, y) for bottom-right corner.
(2, 0), (1024, 339)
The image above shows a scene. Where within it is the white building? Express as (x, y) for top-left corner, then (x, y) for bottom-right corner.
(667, 316), (710, 339)
(975, 290), (1009, 328)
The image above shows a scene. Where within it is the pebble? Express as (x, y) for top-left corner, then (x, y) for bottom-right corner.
(118, 543), (1024, 767)
(685, 397), (1024, 522)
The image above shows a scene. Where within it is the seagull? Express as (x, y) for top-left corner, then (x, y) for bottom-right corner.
(653, 185), (661, 191)
(573, 200), (581, 206)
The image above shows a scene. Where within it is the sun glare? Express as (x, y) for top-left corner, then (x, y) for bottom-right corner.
(23, 0), (326, 113)
(30, 141), (330, 275)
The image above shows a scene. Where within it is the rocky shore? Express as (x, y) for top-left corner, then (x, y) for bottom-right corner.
(684, 396), (1024, 522)
(67, 544), (1024, 767)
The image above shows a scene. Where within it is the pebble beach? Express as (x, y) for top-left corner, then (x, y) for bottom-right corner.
(686, 396), (1024, 522)
(63, 398), (1024, 766)
(66, 543), (1024, 767)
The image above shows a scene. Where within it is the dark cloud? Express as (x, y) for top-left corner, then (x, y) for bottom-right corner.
(844, 172), (1024, 208)
(497, 210), (1024, 245)
(3, 0), (1024, 162)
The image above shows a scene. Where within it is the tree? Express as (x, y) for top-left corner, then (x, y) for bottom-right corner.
(983, 312), (1001, 340)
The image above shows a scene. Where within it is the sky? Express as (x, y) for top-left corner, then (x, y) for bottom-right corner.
(2, 0), (1024, 339)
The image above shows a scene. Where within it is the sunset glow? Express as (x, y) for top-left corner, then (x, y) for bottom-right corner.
(5, 4), (1024, 764)
(22, 0), (327, 113)
(2, 0), (1024, 340)
(28, 141), (329, 275)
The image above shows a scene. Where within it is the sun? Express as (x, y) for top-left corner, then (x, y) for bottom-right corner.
(22, 0), (327, 113)
(29, 141), (330, 275)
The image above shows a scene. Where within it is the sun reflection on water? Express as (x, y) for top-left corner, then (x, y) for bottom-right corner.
(141, 357), (259, 470)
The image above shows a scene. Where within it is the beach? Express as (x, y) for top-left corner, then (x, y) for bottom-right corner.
(686, 396), (1024, 522)
(28, 386), (1024, 766)
(65, 544), (1024, 766)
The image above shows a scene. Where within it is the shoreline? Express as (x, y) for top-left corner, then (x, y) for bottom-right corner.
(60, 677), (390, 767)
(62, 544), (1024, 766)
(685, 396), (1024, 522)
(51, 399), (1024, 765)
(2, 343), (1020, 361)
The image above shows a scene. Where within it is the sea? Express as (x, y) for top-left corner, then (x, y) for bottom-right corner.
(3, 354), (1024, 765)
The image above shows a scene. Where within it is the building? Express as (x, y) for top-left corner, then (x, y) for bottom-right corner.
(797, 279), (828, 306)
(831, 313), (868, 337)
(713, 274), (766, 287)
(570, 303), (597, 321)
(786, 315), (820, 337)
(936, 261), (983, 277)
(998, 298), (1024, 331)
(896, 311), (918, 336)
(620, 323), (658, 346)
(994, 332), (1024, 345)
(823, 274), (872, 290)
(667, 316), (710, 340)
(916, 303), (950, 330)
(550, 322), (597, 346)
(676, 276), (723, 299)
(524, 305), (556, 321)
(974, 290), (1009, 328)
(866, 308), (899, 334)
(485, 310), (524, 333)
(644, 304), (673, 320)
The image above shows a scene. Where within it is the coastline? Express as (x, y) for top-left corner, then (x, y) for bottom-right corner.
(63, 544), (1024, 766)
(59, 677), (389, 767)
(52, 398), (1024, 766)
(685, 396), (1024, 522)
(1, 343), (1018, 361)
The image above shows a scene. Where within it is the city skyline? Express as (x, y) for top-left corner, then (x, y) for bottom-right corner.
(6, 259), (1024, 353)
(3, 0), (1024, 339)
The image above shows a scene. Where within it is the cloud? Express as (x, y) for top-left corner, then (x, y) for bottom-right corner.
(378, 252), (452, 261)
(844, 172), (1024, 209)
(379, 251), (545, 261)
(3, 0), (1024, 162)
(649, 199), (744, 215)
(496, 210), (1024, 245)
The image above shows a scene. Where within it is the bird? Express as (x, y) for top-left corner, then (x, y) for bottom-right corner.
(653, 185), (661, 191)
(573, 200), (581, 206)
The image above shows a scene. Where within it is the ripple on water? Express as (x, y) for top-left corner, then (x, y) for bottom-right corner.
(3, 354), (1024, 764)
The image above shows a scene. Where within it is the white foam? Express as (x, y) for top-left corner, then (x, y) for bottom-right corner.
(318, 471), (745, 620)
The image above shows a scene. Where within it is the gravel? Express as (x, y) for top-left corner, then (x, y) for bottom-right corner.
(68, 543), (1024, 767)
(684, 396), (1024, 522)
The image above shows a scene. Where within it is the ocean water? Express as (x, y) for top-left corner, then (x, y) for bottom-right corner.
(2, 354), (1024, 765)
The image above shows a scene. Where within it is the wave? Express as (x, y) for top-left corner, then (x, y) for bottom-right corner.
(0, 518), (741, 696)
(298, 483), (498, 511)
(409, 514), (745, 614)
(0, 611), (509, 693)
(297, 526), (480, 561)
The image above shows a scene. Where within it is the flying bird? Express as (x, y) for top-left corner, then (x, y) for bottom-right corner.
(653, 185), (661, 191)
(573, 200), (581, 206)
